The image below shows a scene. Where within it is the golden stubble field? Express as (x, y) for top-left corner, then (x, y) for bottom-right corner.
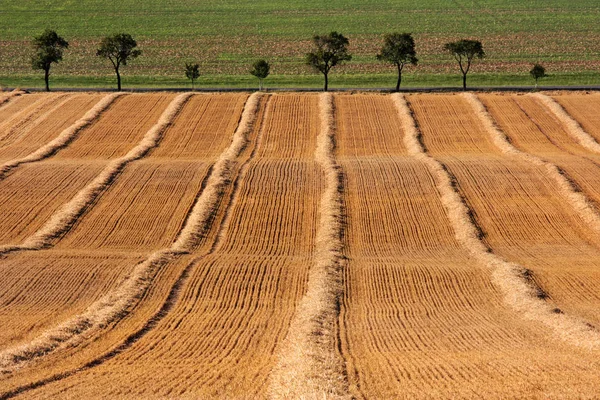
(0, 89), (599, 399)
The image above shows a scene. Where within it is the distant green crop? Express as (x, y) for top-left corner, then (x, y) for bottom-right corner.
(1, 0), (599, 88)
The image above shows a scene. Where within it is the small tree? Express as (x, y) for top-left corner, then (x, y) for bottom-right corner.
(377, 33), (418, 92)
(185, 63), (200, 89)
(530, 63), (547, 88)
(306, 31), (352, 91)
(31, 29), (69, 92)
(250, 59), (270, 91)
(97, 33), (141, 91)
(444, 39), (485, 90)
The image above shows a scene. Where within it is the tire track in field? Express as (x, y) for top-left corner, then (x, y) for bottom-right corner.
(392, 93), (600, 350)
(268, 92), (349, 399)
(531, 93), (600, 154)
(0, 93), (123, 179)
(464, 93), (600, 235)
(0, 93), (193, 373)
(0, 93), (265, 398)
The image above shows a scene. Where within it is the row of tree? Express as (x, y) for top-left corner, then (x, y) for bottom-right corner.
(305, 31), (546, 91)
(30, 29), (547, 92)
(31, 30), (140, 91)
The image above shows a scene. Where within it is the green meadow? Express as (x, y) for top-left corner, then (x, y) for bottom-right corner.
(1, 0), (599, 88)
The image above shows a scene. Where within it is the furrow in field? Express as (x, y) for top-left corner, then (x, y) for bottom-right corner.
(475, 92), (600, 327)
(0, 93), (264, 395)
(0, 94), (188, 372)
(18, 94), (322, 399)
(405, 93), (600, 347)
(269, 92), (348, 399)
(0, 93), (121, 177)
(0, 94), (173, 247)
(336, 93), (600, 398)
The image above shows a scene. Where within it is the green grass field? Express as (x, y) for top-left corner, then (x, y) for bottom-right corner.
(1, 0), (600, 89)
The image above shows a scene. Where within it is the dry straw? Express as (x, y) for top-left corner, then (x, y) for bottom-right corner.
(0, 89), (25, 108)
(463, 93), (600, 234)
(17, 93), (191, 250)
(0, 93), (193, 372)
(0, 93), (124, 179)
(531, 93), (600, 154)
(0, 92), (265, 374)
(392, 93), (600, 350)
(172, 92), (262, 251)
(0, 93), (69, 143)
(269, 93), (349, 399)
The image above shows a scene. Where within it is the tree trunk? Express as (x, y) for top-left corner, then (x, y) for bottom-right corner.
(396, 63), (402, 92)
(116, 67), (122, 91)
(259, 79), (263, 91)
(324, 72), (328, 92)
(44, 68), (50, 92)
(462, 73), (467, 90)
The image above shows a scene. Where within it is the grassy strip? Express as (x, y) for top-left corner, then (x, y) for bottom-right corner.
(2, 72), (600, 90)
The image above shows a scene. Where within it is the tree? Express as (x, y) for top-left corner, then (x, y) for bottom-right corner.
(185, 63), (200, 89)
(31, 29), (69, 92)
(306, 32), (352, 91)
(376, 33), (418, 92)
(96, 33), (141, 91)
(250, 59), (270, 91)
(444, 39), (485, 90)
(530, 63), (547, 88)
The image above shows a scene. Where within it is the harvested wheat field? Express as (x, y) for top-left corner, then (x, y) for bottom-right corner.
(0, 91), (599, 399)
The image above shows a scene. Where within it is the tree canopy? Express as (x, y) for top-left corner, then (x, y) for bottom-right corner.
(377, 32), (418, 91)
(250, 59), (270, 90)
(306, 31), (352, 91)
(185, 62), (200, 88)
(530, 63), (547, 87)
(444, 39), (485, 90)
(31, 29), (69, 91)
(97, 33), (141, 90)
